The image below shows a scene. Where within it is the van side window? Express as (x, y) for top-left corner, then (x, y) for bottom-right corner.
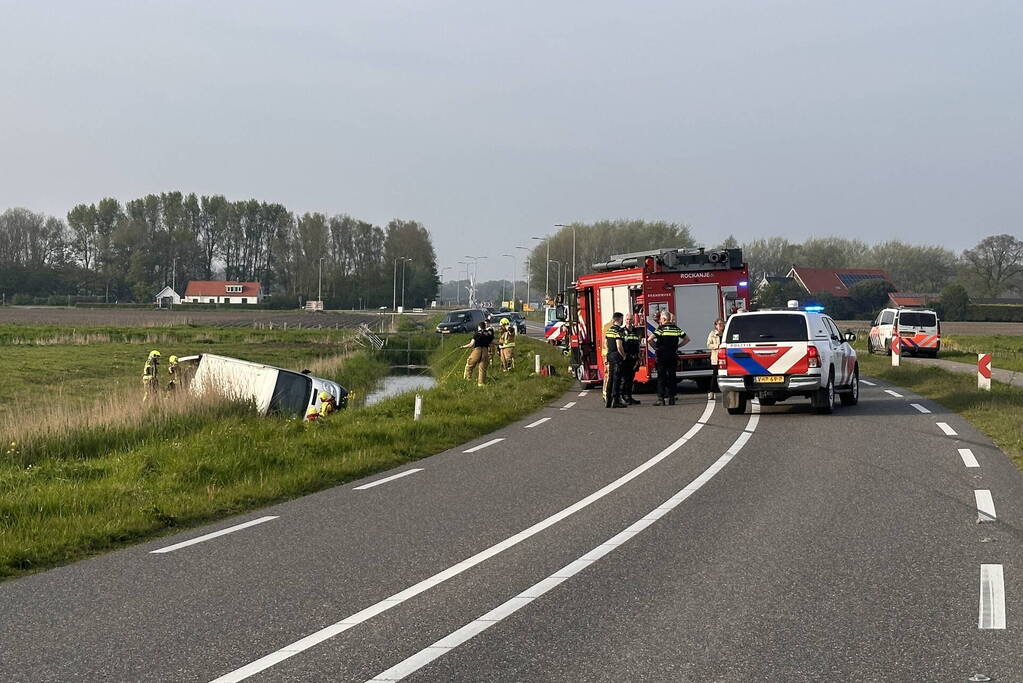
(880, 310), (895, 325)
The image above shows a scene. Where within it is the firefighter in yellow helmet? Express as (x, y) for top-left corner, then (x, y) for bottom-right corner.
(497, 317), (516, 371)
(166, 355), (180, 391)
(142, 350), (160, 400)
(317, 390), (337, 418)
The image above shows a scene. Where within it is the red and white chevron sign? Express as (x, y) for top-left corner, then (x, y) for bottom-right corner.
(978, 353), (992, 390)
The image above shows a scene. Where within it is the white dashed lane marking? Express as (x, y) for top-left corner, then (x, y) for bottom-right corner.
(979, 564), (1006, 630)
(884, 389), (903, 398)
(578, 391), (588, 397)
(560, 402), (576, 411)
(860, 379), (877, 386)
(910, 403), (931, 414)
(463, 438), (504, 453)
(354, 469), (424, 490)
(936, 422), (958, 436)
(975, 490), (996, 522)
(523, 418), (551, 429)
(150, 516), (278, 554)
(959, 448), (980, 468)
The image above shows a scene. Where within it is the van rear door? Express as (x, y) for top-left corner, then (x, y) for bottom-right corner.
(895, 310), (940, 353)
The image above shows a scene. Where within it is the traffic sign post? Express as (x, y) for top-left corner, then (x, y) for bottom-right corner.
(891, 337), (900, 367)
(978, 353), (992, 391)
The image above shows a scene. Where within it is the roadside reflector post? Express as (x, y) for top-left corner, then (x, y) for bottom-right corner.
(414, 393), (423, 420)
(978, 353), (992, 391)
(891, 337), (900, 367)
(534, 354), (541, 374)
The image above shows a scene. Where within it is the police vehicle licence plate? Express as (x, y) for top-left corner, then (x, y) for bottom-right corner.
(754, 375), (785, 384)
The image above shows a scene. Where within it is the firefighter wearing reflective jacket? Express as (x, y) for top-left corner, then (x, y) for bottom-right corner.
(652, 311), (689, 405)
(318, 391), (337, 418)
(498, 318), (516, 371)
(604, 312), (628, 408)
(620, 313), (642, 405)
(142, 350), (160, 400)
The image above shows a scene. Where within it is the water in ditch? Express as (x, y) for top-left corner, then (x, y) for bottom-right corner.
(363, 373), (438, 406)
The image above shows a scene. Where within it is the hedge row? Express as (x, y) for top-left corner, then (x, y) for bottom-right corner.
(965, 304), (1023, 323)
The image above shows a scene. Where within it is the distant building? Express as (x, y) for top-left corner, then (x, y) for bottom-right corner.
(786, 267), (894, 298)
(154, 286), (181, 306)
(888, 292), (939, 308)
(184, 281), (262, 305)
(757, 274), (794, 291)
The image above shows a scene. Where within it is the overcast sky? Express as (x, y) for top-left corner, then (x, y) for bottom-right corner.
(1, 1), (1020, 279)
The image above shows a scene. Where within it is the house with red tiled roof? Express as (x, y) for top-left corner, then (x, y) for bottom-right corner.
(888, 292), (938, 308)
(183, 281), (263, 305)
(786, 267), (894, 298)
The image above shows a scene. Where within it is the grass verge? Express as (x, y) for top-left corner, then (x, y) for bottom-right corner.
(0, 335), (571, 579)
(856, 346), (1023, 470)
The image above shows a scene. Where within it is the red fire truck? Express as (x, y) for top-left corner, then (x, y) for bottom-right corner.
(562, 247), (750, 391)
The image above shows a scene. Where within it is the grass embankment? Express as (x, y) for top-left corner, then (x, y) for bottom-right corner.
(0, 334), (570, 579)
(936, 335), (1023, 373)
(856, 342), (1023, 470)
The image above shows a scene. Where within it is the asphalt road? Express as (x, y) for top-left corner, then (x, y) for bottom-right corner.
(2, 376), (1021, 682)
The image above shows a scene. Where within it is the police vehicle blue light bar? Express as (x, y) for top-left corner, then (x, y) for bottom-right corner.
(804, 305), (825, 312)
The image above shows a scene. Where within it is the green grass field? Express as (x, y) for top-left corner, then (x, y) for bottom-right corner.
(0, 327), (571, 579)
(937, 334), (1023, 373)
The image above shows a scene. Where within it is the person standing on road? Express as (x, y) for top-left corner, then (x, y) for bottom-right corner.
(604, 312), (628, 408)
(498, 317), (516, 371)
(462, 321), (495, 386)
(142, 350), (161, 400)
(651, 311), (689, 405)
(706, 318), (725, 392)
(620, 309), (643, 405)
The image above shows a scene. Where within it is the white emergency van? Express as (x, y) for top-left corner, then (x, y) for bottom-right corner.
(867, 308), (940, 357)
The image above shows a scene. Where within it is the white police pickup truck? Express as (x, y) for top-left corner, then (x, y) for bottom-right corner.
(716, 306), (859, 415)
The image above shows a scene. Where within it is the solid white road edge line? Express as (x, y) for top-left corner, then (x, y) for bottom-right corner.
(523, 417), (551, 429)
(560, 402), (577, 411)
(910, 403), (931, 414)
(884, 389), (903, 398)
(208, 397), (718, 683)
(979, 564), (1006, 629)
(860, 379), (877, 386)
(366, 401), (762, 682)
(150, 516), (278, 554)
(463, 438), (504, 453)
(959, 448), (980, 468)
(975, 490), (997, 522)
(354, 469), (424, 491)
(936, 422), (958, 436)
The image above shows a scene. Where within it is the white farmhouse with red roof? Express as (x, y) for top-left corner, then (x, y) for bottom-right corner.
(183, 281), (263, 305)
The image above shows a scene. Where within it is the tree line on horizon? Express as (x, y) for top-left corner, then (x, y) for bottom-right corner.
(0, 195), (439, 308)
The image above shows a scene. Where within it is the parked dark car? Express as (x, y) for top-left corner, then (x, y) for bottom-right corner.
(502, 312), (527, 335)
(436, 309), (487, 334)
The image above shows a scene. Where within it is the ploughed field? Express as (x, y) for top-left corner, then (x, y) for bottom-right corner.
(0, 306), (385, 329)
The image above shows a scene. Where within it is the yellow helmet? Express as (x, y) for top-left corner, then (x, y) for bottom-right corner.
(148, 350), (161, 358)
(169, 355), (178, 363)
(319, 391), (331, 401)
(500, 317), (510, 325)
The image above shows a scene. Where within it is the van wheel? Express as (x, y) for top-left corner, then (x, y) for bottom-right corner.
(840, 366), (859, 406)
(724, 391), (747, 415)
(813, 372), (835, 414)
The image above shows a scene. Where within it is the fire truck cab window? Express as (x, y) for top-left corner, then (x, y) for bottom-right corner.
(726, 314), (808, 342)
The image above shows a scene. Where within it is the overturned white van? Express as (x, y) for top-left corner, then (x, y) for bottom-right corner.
(177, 354), (348, 420)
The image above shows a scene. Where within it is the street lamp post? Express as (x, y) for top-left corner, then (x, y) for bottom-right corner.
(515, 245), (530, 310)
(401, 258), (413, 310)
(392, 256), (410, 311)
(554, 223), (575, 283)
(549, 259), (563, 294)
(531, 236), (550, 302)
(318, 256), (325, 303)
(439, 266), (450, 306)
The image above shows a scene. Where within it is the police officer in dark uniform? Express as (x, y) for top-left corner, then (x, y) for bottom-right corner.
(651, 310), (689, 405)
(620, 307), (643, 405)
(604, 312), (628, 408)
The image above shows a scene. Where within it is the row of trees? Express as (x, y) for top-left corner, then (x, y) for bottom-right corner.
(522, 222), (1021, 301)
(0, 196), (440, 308)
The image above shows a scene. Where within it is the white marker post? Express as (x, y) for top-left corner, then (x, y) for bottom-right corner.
(414, 393), (423, 421)
(534, 353), (541, 374)
(978, 353), (992, 391)
(891, 336), (900, 367)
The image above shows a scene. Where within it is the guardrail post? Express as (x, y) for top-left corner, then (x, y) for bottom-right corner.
(978, 353), (992, 391)
(414, 393), (423, 420)
(891, 337), (900, 367)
